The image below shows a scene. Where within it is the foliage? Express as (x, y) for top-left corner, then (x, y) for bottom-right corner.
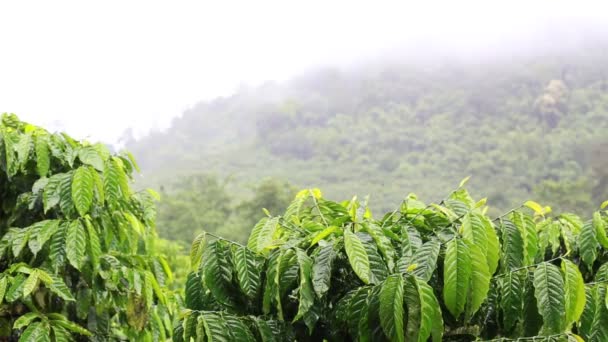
(0, 114), (176, 341)
(156, 175), (295, 244)
(176, 184), (608, 341)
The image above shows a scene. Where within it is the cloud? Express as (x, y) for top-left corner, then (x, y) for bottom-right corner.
(0, 0), (606, 143)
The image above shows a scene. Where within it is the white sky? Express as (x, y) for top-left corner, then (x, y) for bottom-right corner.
(0, 0), (606, 144)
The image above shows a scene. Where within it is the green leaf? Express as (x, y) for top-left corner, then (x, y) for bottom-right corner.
(524, 200), (544, 214)
(47, 274), (75, 301)
(379, 274), (404, 342)
(22, 270), (40, 298)
(404, 238), (441, 282)
(364, 223), (396, 272)
(202, 240), (235, 308)
(579, 285), (597, 340)
(51, 318), (92, 336)
(72, 166), (94, 216)
(465, 242), (491, 320)
(293, 249), (316, 331)
(43, 174), (61, 213)
(443, 238), (471, 318)
(0, 277), (8, 303)
(13, 312), (39, 330)
(103, 157), (129, 207)
(561, 259), (585, 328)
(593, 212), (608, 248)
(58, 172), (76, 217)
(247, 217), (269, 252)
(34, 134), (50, 176)
(200, 312), (231, 342)
(19, 322), (50, 342)
(312, 243), (337, 298)
(310, 226), (338, 246)
(482, 216), (500, 275)
(190, 232), (207, 271)
(78, 146), (104, 171)
(580, 220), (599, 269)
(533, 262), (565, 334)
(11, 228), (30, 258)
(589, 284), (608, 342)
(511, 211), (538, 265)
(251, 217), (280, 253)
(5, 274), (26, 302)
(404, 275), (443, 342)
(84, 218), (101, 268)
(66, 220), (86, 270)
(344, 229), (371, 284)
(501, 219), (524, 271)
(459, 175), (471, 188)
(500, 272), (524, 331)
(15, 132), (32, 170)
(224, 314), (256, 341)
(232, 245), (263, 299)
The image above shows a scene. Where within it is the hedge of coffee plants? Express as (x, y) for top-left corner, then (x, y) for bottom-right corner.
(177, 183), (608, 341)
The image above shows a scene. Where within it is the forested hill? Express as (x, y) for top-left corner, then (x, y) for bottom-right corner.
(126, 47), (608, 216)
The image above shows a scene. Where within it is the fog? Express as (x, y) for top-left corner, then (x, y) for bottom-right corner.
(0, 0), (606, 144)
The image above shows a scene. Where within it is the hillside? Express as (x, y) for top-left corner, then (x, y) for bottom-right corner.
(127, 47), (608, 224)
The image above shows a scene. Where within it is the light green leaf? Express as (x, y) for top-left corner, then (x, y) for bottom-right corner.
(34, 133), (50, 176)
(580, 220), (599, 269)
(72, 166), (94, 216)
(379, 274), (404, 342)
(561, 259), (585, 328)
(78, 146), (104, 171)
(190, 232), (207, 271)
(465, 242), (491, 320)
(310, 226), (338, 246)
(443, 238), (471, 318)
(459, 175), (471, 188)
(19, 322), (49, 342)
(533, 262), (565, 334)
(13, 312), (39, 330)
(22, 270), (39, 298)
(524, 200), (544, 214)
(344, 229), (371, 285)
(593, 212), (608, 248)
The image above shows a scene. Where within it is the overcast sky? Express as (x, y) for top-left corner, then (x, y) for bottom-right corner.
(0, 0), (606, 144)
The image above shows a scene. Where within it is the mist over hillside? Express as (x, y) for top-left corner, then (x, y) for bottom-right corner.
(127, 39), (608, 219)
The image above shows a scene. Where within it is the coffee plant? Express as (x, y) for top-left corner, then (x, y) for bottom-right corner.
(177, 182), (608, 341)
(0, 114), (176, 341)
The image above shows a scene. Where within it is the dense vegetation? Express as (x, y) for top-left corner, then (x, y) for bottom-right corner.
(176, 183), (608, 341)
(156, 175), (295, 244)
(127, 46), (608, 237)
(0, 114), (177, 341)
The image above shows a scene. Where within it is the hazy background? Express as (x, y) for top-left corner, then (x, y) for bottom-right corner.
(2, 0), (608, 244)
(1, 0), (606, 143)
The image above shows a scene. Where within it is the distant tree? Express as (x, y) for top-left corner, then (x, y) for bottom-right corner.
(156, 174), (232, 243)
